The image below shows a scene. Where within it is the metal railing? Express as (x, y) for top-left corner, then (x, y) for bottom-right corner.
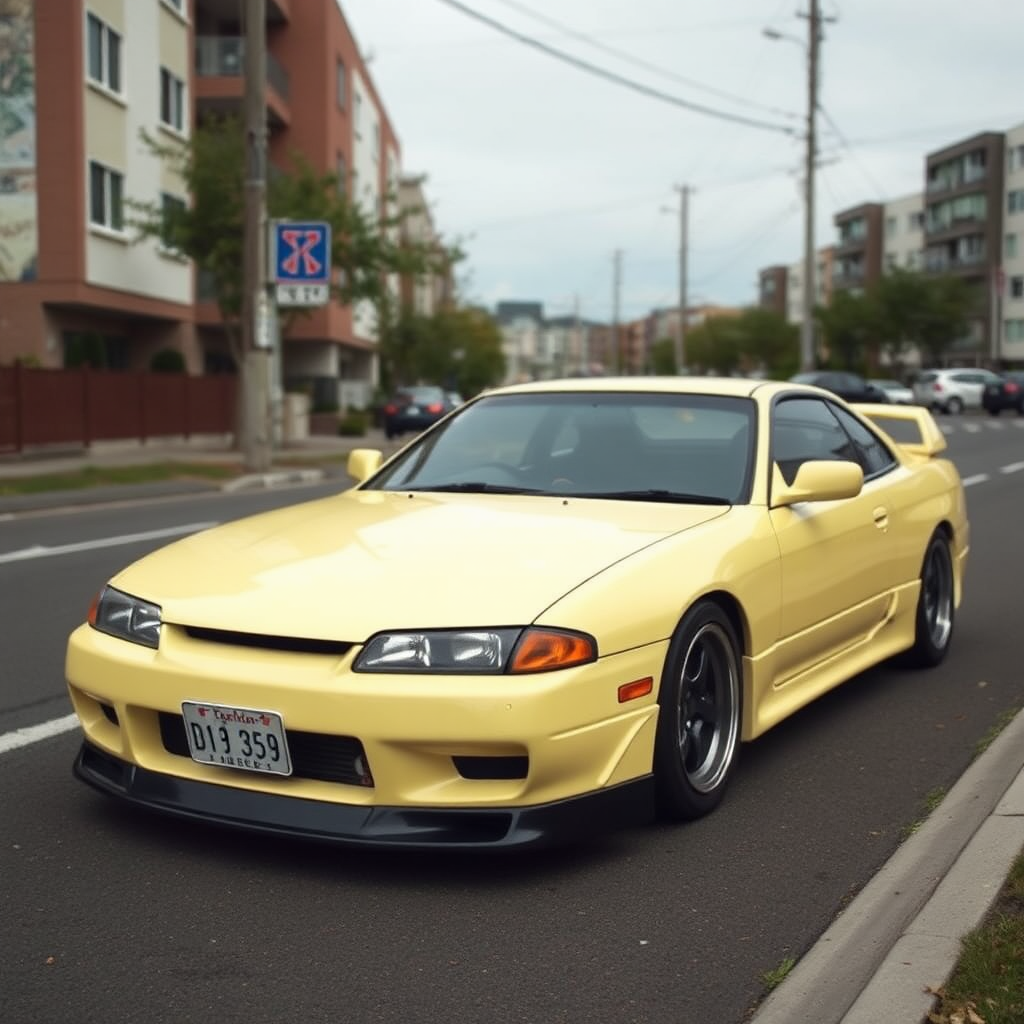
(194, 36), (290, 100)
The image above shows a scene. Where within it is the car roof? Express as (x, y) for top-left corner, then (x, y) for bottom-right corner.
(485, 376), (818, 401)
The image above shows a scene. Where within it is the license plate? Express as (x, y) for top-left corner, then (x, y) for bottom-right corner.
(405, 405), (419, 415)
(182, 701), (292, 776)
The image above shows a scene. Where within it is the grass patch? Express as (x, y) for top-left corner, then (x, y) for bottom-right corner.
(761, 956), (796, 993)
(0, 461), (239, 495)
(902, 786), (948, 841)
(927, 849), (1024, 1024)
(974, 707), (1022, 760)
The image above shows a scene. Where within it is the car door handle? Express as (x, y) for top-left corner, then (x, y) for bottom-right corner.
(873, 506), (889, 531)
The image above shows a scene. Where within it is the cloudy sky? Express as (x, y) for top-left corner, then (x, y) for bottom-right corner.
(341, 0), (1021, 324)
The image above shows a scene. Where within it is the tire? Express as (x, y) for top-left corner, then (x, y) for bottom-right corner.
(946, 396), (964, 415)
(988, 407), (1001, 417)
(654, 601), (742, 820)
(903, 531), (955, 668)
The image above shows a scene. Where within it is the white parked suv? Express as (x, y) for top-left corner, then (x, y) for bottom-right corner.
(912, 368), (1004, 414)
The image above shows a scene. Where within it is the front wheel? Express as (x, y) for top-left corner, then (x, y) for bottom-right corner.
(654, 602), (743, 820)
(903, 531), (955, 668)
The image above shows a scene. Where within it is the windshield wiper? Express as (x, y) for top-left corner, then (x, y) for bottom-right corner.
(573, 489), (732, 505)
(403, 482), (546, 495)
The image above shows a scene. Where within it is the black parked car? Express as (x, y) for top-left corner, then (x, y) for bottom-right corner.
(789, 371), (888, 403)
(982, 371), (1024, 415)
(383, 385), (449, 439)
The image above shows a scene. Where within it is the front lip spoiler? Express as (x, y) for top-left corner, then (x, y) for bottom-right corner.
(73, 741), (655, 851)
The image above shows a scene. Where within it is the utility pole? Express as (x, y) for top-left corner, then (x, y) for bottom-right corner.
(800, 0), (821, 372)
(611, 249), (622, 375)
(674, 184), (690, 374)
(241, 0), (271, 471)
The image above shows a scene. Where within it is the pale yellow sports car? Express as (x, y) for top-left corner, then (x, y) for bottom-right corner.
(66, 378), (968, 849)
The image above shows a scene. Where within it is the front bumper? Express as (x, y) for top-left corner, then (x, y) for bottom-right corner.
(75, 741), (655, 850)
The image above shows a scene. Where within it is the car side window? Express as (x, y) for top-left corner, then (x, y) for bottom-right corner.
(772, 398), (857, 485)
(829, 405), (896, 479)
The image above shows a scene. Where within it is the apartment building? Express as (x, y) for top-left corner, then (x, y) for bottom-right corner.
(882, 193), (925, 273)
(999, 121), (1024, 363)
(923, 131), (1005, 360)
(0, 0), (197, 370)
(193, 0), (399, 409)
(0, 0), (404, 408)
(397, 175), (453, 319)
(833, 203), (884, 293)
(784, 247), (835, 325)
(757, 266), (788, 317)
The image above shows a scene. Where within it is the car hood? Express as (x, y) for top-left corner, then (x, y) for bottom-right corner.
(112, 491), (729, 640)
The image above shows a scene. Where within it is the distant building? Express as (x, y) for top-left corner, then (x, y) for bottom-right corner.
(1002, 121), (1024, 364)
(758, 266), (788, 317)
(833, 203), (884, 294)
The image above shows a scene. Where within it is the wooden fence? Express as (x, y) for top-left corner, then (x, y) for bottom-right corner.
(0, 365), (237, 454)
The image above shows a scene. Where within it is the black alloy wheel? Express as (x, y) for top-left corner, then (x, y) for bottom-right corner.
(903, 531), (955, 668)
(654, 601), (742, 820)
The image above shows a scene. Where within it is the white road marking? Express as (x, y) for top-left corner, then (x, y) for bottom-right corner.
(961, 474), (989, 487)
(0, 713), (79, 756)
(940, 425), (954, 435)
(963, 423), (981, 433)
(0, 521), (217, 565)
(984, 421), (1003, 429)
(1001, 462), (1024, 475)
(1015, 420), (1024, 428)
(0, 513), (13, 523)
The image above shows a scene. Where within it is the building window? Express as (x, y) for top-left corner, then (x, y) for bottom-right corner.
(1009, 190), (1024, 215)
(885, 216), (897, 237)
(1009, 145), (1024, 173)
(336, 59), (346, 109)
(86, 12), (122, 93)
(1007, 319), (1024, 342)
(160, 68), (185, 132)
(161, 0), (183, 10)
(373, 122), (380, 160)
(906, 250), (919, 269)
(884, 252), (897, 271)
(908, 211), (924, 231)
(336, 152), (347, 195)
(1007, 234), (1019, 260)
(160, 193), (186, 253)
(354, 91), (362, 138)
(1011, 276), (1024, 300)
(89, 160), (124, 231)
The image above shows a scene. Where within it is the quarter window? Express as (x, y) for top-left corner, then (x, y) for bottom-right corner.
(86, 12), (122, 93)
(89, 161), (124, 231)
(829, 405), (896, 479)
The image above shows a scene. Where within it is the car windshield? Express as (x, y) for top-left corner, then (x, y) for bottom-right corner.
(367, 392), (756, 504)
(396, 386), (445, 404)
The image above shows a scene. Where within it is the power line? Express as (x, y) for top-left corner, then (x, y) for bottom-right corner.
(818, 104), (886, 198)
(433, 0), (796, 136)
(485, 0), (802, 122)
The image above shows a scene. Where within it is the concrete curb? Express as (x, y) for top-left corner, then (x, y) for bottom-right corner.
(751, 707), (1024, 1024)
(220, 468), (326, 493)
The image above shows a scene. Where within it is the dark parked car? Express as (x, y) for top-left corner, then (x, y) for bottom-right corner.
(982, 371), (1024, 415)
(789, 371), (888, 404)
(383, 385), (449, 439)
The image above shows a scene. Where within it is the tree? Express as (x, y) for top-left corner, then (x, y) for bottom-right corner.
(916, 274), (976, 365)
(732, 308), (799, 377)
(128, 116), (449, 433)
(815, 289), (879, 372)
(650, 337), (677, 375)
(377, 303), (504, 398)
(684, 319), (741, 376)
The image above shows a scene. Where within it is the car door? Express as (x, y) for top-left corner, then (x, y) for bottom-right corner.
(768, 396), (896, 685)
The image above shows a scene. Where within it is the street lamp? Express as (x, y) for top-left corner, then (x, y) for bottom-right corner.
(763, 4), (821, 373)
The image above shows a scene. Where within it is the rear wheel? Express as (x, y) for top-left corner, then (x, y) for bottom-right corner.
(654, 602), (742, 820)
(946, 396), (964, 415)
(903, 531), (955, 668)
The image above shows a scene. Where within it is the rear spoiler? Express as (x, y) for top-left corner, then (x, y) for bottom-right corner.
(851, 403), (947, 458)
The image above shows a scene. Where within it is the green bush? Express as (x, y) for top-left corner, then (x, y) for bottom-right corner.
(150, 348), (187, 373)
(337, 411), (368, 437)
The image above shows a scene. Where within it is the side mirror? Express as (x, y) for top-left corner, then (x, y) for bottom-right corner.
(772, 460), (863, 508)
(346, 448), (383, 484)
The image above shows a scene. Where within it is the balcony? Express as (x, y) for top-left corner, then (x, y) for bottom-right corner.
(194, 36), (290, 125)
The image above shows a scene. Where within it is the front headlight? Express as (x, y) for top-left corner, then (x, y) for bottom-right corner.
(88, 585), (162, 649)
(353, 627), (596, 674)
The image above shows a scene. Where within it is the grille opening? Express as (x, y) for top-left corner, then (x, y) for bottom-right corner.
(158, 712), (373, 787)
(183, 626), (353, 657)
(452, 756), (528, 780)
(99, 703), (119, 726)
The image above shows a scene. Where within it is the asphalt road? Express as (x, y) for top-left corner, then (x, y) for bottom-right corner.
(1, 418), (1022, 1024)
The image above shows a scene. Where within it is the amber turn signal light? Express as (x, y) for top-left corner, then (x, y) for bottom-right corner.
(618, 677), (654, 703)
(509, 628), (596, 673)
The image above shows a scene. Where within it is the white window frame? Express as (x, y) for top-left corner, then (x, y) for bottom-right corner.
(86, 12), (122, 95)
(159, 67), (186, 133)
(88, 160), (125, 233)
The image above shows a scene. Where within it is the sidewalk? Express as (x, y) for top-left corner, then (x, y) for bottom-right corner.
(0, 430), (402, 514)
(2, 434), (1023, 1021)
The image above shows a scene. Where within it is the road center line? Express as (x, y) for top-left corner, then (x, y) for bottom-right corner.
(1000, 462), (1024, 475)
(961, 474), (988, 487)
(0, 522), (218, 565)
(0, 713), (79, 756)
